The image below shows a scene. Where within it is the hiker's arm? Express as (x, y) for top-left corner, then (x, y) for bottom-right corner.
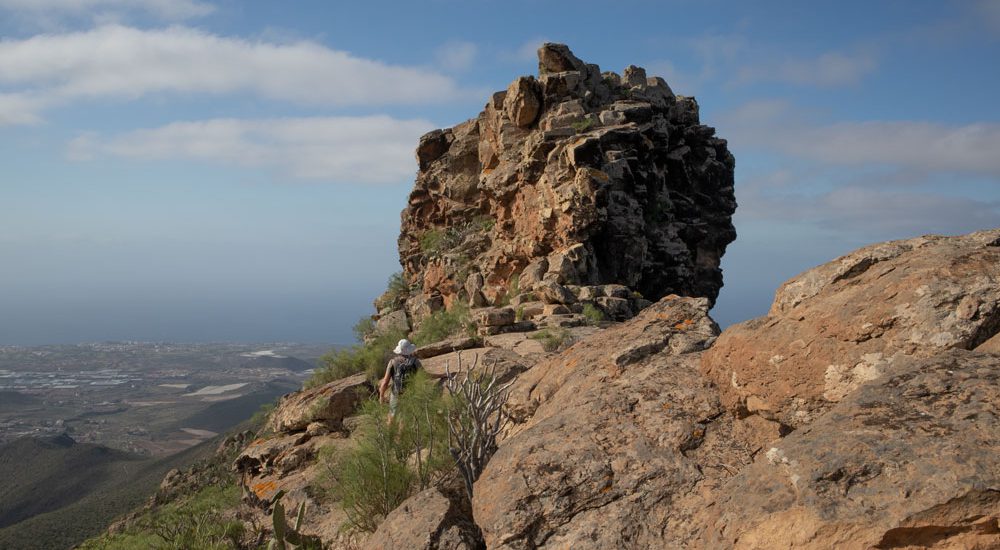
(378, 365), (392, 402)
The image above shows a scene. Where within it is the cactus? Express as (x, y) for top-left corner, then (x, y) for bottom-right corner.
(267, 492), (322, 550)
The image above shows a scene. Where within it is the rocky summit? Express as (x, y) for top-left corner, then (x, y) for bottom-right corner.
(384, 43), (736, 332)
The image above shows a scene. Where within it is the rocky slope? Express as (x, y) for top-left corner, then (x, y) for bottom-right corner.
(467, 230), (1000, 550)
(381, 43), (736, 335)
(113, 44), (1000, 550)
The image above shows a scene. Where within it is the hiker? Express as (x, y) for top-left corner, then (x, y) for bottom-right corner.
(378, 338), (445, 417)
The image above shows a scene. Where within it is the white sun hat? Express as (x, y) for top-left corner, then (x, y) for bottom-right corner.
(393, 338), (417, 356)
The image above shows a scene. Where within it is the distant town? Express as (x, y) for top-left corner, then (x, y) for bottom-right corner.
(0, 342), (334, 455)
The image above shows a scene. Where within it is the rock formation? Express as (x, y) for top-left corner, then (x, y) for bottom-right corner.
(382, 43), (736, 333)
(701, 229), (1000, 429)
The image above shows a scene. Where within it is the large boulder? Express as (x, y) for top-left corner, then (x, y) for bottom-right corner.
(268, 373), (371, 433)
(398, 43), (736, 322)
(702, 229), (1000, 428)
(368, 481), (485, 550)
(473, 296), (747, 549)
(695, 349), (1000, 550)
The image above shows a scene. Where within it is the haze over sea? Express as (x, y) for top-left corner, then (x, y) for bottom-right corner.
(2, 0), (998, 345)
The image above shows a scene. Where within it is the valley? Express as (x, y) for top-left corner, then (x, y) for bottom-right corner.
(0, 342), (328, 455)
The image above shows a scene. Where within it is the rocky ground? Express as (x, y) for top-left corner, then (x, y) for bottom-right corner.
(228, 227), (1000, 549)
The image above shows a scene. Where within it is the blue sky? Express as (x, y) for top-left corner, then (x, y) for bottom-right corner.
(1, 0), (998, 345)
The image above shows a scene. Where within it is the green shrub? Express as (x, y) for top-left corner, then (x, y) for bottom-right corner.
(308, 328), (407, 388)
(581, 303), (607, 326)
(529, 328), (573, 352)
(472, 214), (495, 232)
(411, 303), (474, 346)
(420, 216), (494, 260)
(79, 485), (244, 550)
(249, 401), (275, 430)
(571, 117), (595, 132)
(319, 372), (452, 533)
(352, 316), (375, 341)
(383, 272), (409, 308)
(515, 306), (526, 322)
(419, 228), (463, 258)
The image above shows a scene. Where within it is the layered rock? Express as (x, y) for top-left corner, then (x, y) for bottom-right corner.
(696, 350), (1000, 549)
(387, 43), (736, 330)
(701, 229), (1000, 428)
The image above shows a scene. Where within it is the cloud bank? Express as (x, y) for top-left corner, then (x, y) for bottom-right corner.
(0, 25), (470, 125)
(69, 115), (436, 183)
(0, 0), (215, 21)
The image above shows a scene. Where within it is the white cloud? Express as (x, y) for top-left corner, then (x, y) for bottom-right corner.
(644, 60), (702, 96)
(735, 51), (877, 87)
(649, 32), (877, 90)
(785, 121), (1000, 175)
(739, 183), (1000, 237)
(721, 101), (1000, 177)
(68, 115), (437, 184)
(0, 0), (213, 21)
(0, 25), (469, 125)
(435, 40), (477, 71)
(500, 37), (550, 63)
(0, 93), (45, 125)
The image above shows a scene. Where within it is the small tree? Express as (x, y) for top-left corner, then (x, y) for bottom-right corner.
(444, 352), (513, 500)
(324, 400), (414, 533)
(320, 373), (452, 533)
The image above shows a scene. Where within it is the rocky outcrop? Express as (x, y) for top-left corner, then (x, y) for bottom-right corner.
(388, 43), (736, 331)
(267, 373), (370, 433)
(701, 229), (1000, 428)
(368, 479), (485, 550)
(472, 296), (748, 549)
(695, 349), (1000, 550)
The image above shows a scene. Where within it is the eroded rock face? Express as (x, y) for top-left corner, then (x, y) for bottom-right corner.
(473, 296), (750, 549)
(395, 43), (736, 326)
(701, 229), (1000, 428)
(695, 350), (1000, 550)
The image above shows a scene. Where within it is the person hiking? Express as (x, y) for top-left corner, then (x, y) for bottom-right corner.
(378, 338), (445, 418)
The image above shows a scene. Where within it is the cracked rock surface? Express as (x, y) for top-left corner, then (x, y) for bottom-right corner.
(472, 296), (748, 549)
(695, 349), (1000, 550)
(701, 229), (1000, 429)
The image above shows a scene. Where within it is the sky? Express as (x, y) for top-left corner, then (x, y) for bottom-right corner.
(1, 0), (998, 346)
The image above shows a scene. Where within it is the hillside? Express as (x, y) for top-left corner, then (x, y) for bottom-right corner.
(170, 379), (297, 434)
(0, 434), (218, 550)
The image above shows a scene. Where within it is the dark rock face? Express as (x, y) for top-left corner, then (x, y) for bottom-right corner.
(392, 43), (736, 324)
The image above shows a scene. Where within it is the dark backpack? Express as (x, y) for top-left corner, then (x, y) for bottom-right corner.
(391, 355), (419, 395)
